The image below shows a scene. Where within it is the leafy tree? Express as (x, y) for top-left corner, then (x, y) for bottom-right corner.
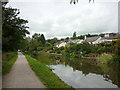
(47, 37), (58, 45)
(32, 33), (41, 41)
(2, 5), (29, 52)
(77, 35), (84, 39)
(86, 34), (91, 37)
(27, 39), (41, 53)
(99, 34), (105, 37)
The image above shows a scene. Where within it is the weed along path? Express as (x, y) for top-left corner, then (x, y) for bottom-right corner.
(3, 52), (46, 88)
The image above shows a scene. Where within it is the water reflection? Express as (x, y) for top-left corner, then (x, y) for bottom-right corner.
(35, 52), (119, 88)
(49, 64), (118, 88)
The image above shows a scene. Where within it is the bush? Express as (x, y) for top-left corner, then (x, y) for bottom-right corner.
(37, 46), (44, 51)
(97, 53), (113, 64)
(97, 47), (106, 54)
(84, 54), (90, 57)
(112, 39), (120, 63)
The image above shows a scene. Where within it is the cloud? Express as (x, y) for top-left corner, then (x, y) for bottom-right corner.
(7, 0), (118, 39)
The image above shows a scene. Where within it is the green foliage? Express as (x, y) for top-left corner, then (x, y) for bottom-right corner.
(24, 54), (73, 88)
(32, 33), (41, 41)
(97, 47), (106, 54)
(59, 46), (64, 50)
(112, 39), (120, 63)
(28, 39), (40, 52)
(46, 42), (52, 47)
(32, 33), (46, 46)
(81, 42), (93, 54)
(97, 53), (113, 64)
(47, 37), (58, 45)
(99, 34), (105, 37)
(77, 35), (84, 39)
(37, 46), (44, 51)
(65, 37), (69, 42)
(2, 6), (29, 52)
(85, 34), (98, 37)
(2, 52), (18, 75)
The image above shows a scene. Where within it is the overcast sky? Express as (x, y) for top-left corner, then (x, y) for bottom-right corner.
(7, 0), (119, 39)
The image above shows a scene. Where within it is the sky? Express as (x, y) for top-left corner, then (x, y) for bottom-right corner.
(6, 0), (119, 39)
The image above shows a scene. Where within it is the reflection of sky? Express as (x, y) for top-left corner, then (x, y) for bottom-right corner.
(49, 64), (118, 88)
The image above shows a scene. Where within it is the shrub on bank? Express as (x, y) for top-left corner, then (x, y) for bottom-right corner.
(97, 53), (113, 64)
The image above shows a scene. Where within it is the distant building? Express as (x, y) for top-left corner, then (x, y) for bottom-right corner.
(104, 33), (120, 40)
(55, 33), (120, 47)
(84, 36), (102, 44)
(84, 33), (120, 44)
(67, 39), (84, 44)
(55, 41), (67, 48)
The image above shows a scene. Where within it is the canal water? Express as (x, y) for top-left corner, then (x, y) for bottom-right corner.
(35, 52), (120, 88)
(48, 64), (118, 88)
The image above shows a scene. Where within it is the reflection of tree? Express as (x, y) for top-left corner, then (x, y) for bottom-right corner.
(101, 64), (120, 87)
(64, 58), (120, 87)
(65, 59), (103, 75)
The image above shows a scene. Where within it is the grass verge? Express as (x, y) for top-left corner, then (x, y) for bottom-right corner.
(24, 53), (73, 88)
(2, 52), (18, 75)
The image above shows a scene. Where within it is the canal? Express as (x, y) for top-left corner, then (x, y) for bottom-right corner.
(34, 52), (120, 88)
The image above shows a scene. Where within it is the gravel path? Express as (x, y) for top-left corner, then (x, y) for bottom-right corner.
(3, 52), (46, 88)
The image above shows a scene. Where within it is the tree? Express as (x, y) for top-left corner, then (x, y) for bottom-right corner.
(40, 34), (46, 47)
(32, 33), (41, 41)
(65, 37), (69, 42)
(70, 0), (94, 4)
(77, 35), (84, 39)
(2, 5), (29, 52)
(73, 32), (76, 39)
(47, 37), (58, 45)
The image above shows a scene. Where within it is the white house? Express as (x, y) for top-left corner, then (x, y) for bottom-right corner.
(55, 41), (67, 48)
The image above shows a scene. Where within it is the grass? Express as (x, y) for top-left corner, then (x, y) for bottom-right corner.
(24, 53), (73, 88)
(97, 53), (113, 64)
(2, 52), (18, 75)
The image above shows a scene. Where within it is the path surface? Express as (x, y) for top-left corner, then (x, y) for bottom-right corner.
(3, 52), (46, 88)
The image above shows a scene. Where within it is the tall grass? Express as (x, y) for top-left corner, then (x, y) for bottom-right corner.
(2, 52), (18, 75)
(24, 54), (73, 88)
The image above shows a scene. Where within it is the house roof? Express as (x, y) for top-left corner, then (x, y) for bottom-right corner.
(85, 36), (100, 42)
(67, 39), (83, 44)
(104, 33), (120, 39)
